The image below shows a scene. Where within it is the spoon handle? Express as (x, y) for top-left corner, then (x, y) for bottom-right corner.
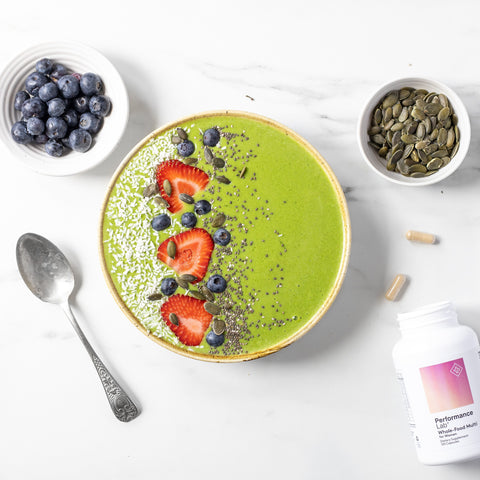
(60, 302), (139, 422)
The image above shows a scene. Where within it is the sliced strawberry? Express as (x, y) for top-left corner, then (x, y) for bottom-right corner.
(157, 228), (214, 283)
(161, 295), (212, 346)
(156, 159), (209, 213)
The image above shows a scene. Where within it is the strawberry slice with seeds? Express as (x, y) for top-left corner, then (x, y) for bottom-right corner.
(157, 228), (214, 283)
(161, 295), (213, 346)
(156, 159), (209, 213)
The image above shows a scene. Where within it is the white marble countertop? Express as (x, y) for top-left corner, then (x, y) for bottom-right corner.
(2, 0), (480, 478)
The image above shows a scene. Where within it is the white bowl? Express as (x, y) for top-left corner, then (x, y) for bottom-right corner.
(0, 41), (129, 176)
(357, 77), (470, 186)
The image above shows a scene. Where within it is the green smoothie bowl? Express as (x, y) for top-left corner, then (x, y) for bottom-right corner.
(99, 111), (351, 362)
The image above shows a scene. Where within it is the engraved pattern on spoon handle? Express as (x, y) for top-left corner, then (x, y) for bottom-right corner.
(89, 351), (139, 422)
(60, 302), (139, 422)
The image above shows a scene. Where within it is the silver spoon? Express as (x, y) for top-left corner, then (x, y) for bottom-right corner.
(16, 232), (139, 422)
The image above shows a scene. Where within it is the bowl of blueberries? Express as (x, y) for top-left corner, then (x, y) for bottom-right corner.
(0, 41), (128, 175)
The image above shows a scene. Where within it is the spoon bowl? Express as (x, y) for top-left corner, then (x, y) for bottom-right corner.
(16, 233), (74, 304)
(16, 232), (139, 422)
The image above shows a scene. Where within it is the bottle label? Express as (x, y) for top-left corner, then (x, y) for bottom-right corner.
(397, 348), (480, 451)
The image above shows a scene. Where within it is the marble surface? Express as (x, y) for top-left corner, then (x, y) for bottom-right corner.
(1, 0), (480, 478)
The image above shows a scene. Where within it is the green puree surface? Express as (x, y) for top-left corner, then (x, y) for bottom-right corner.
(102, 113), (349, 359)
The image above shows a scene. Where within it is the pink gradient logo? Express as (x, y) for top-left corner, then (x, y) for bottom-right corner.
(420, 358), (474, 413)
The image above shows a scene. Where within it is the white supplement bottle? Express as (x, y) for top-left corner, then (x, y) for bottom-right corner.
(392, 301), (480, 465)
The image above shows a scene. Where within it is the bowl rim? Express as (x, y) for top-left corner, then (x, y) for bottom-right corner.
(357, 76), (471, 186)
(0, 40), (129, 176)
(98, 109), (352, 363)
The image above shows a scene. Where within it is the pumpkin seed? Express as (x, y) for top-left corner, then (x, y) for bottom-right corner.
(427, 158), (443, 170)
(163, 179), (172, 196)
(374, 108), (382, 125)
(402, 144), (414, 159)
(416, 123), (426, 140)
(180, 273), (197, 283)
(424, 103), (442, 115)
(176, 127), (188, 140)
(418, 150), (428, 164)
(439, 94), (449, 108)
(167, 241), (176, 259)
(212, 213), (226, 228)
(204, 146), (214, 163)
(423, 117), (432, 134)
(212, 318), (226, 335)
(383, 91), (398, 108)
(384, 119), (395, 131)
(402, 98), (415, 107)
(423, 143), (438, 155)
(407, 122), (418, 135)
(452, 114), (458, 126)
(411, 107), (426, 121)
(190, 290), (206, 301)
(431, 149), (448, 158)
(410, 171), (426, 178)
(179, 193), (194, 204)
(398, 107), (409, 123)
(216, 175), (231, 184)
(143, 182), (159, 197)
(392, 131), (402, 147)
(399, 88), (412, 100)
(438, 106), (450, 122)
(171, 135), (182, 145)
(204, 302), (221, 315)
(430, 128), (439, 141)
(392, 102), (402, 118)
(213, 157), (226, 168)
(437, 128), (447, 147)
(368, 141), (380, 151)
(199, 285), (215, 302)
(378, 146), (388, 157)
(443, 156), (452, 166)
(455, 125), (460, 142)
(415, 140), (429, 150)
(401, 134), (417, 144)
(408, 164), (427, 174)
(184, 157), (198, 165)
(383, 107), (393, 123)
(177, 278), (189, 290)
(154, 197), (170, 209)
(390, 122), (404, 132)
(147, 292), (163, 301)
(169, 313), (179, 326)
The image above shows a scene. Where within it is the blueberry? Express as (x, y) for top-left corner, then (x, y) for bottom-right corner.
(80, 72), (104, 96)
(47, 97), (66, 117)
(11, 121), (32, 144)
(89, 95), (111, 117)
(21, 97), (47, 118)
(194, 199), (211, 215)
(206, 331), (225, 347)
(38, 82), (59, 102)
(61, 136), (72, 150)
(160, 277), (178, 296)
(25, 72), (49, 96)
(151, 213), (171, 231)
(69, 129), (92, 152)
(44, 139), (64, 157)
(14, 91), (29, 111)
(26, 117), (45, 136)
(203, 128), (220, 147)
(50, 63), (69, 82)
(57, 75), (80, 99)
(79, 112), (102, 133)
(213, 228), (231, 246)
(206, 274), (227, 293)
(177, 140), (195, 157)
(34, 134), (48, 145)
(63, 109), (79, 128)
(35, 58), (54, 75)
(45, 117), (68, 139)
(73, 95), (90, 113)
(181, 212), (197, 228)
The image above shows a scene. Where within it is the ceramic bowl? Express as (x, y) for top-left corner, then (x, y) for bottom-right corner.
(0, 41), (128, 176)
(357, 77), (470, 186)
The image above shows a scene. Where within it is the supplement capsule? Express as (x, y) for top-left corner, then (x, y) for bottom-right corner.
(406, 230), (436, 244)
(385, 274), (407, 301)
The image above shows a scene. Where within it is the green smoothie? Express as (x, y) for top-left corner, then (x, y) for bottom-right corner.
(101, 112), (350, 361)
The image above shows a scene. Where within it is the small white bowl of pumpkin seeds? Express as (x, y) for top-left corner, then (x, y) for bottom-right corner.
(357, 77), (470, 186)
